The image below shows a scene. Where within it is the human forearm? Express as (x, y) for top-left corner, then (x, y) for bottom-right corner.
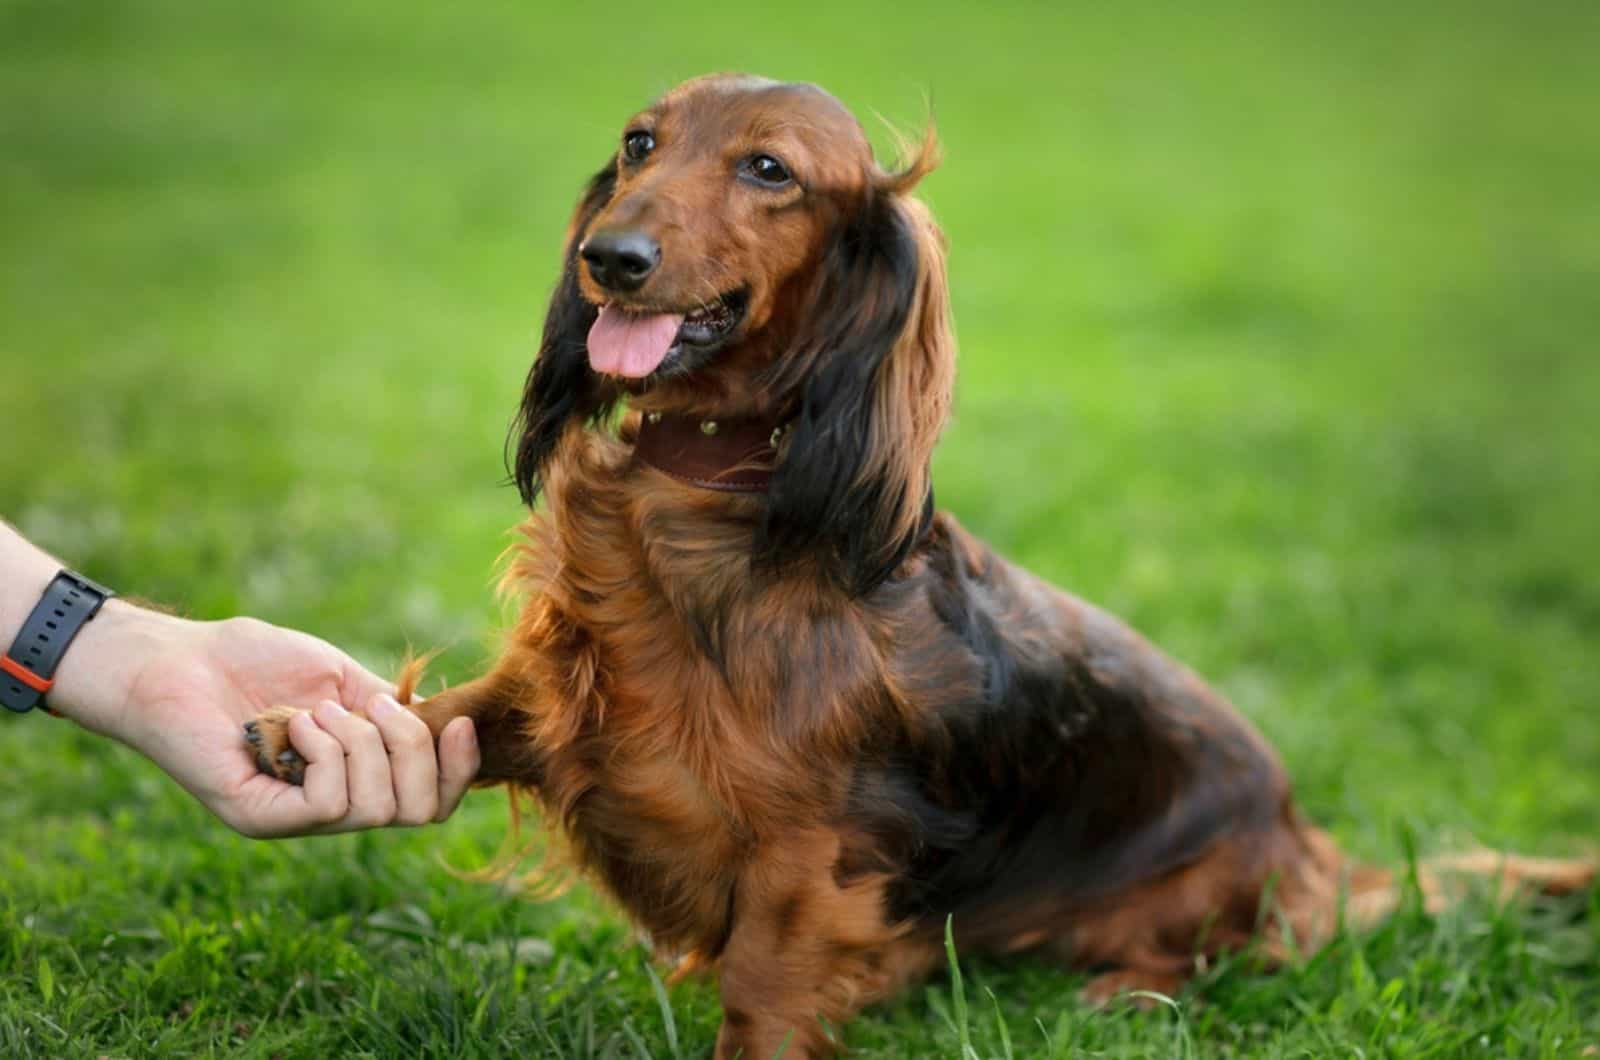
(0, 520), (62, 646)
(1, 518), (477, 836)
(1, 519), (182, 739)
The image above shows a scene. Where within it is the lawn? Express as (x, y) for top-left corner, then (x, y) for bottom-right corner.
(3, 0), (1599, 1055)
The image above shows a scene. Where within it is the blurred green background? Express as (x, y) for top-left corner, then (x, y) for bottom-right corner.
(3, 1), (1598, 1055)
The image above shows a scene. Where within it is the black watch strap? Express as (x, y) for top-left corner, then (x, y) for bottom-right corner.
(2, 570), (115, 714)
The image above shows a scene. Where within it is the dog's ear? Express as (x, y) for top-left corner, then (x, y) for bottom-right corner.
(759, 144), (954, 595)
(510, 160), (619, 505)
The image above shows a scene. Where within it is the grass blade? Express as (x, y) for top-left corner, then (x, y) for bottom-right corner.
(986, 986), (1013, 1060)
(945, 915), (978, 1060)
(644, 961), (680, 1059)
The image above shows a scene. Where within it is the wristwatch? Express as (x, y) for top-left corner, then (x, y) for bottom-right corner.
(1, 570), (115, 714)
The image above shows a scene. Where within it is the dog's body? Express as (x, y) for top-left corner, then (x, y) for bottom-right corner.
(250, 75), (1592, 1058)
(493, 430), (1353, 1019)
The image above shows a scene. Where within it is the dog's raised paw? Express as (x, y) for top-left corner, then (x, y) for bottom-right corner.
(244, 705), (308, 785)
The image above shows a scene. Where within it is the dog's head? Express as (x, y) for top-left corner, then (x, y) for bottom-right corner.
(514, 74), (954, 593)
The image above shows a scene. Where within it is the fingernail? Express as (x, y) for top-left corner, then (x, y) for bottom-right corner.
(369, 694), (401, 718)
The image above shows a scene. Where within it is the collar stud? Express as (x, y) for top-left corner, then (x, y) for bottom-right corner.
(634, 411), (788, 493)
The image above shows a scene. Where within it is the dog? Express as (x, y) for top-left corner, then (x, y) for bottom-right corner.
(248, 74), (1594, 1058)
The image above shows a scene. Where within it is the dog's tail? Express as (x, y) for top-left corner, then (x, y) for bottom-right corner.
(1342, 848), (1595, 930)
(1260, 826), (1596, 968)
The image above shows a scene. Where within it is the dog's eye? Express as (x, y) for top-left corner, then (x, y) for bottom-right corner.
(742, 154), (794, 188)
(622, 130), (655, 163)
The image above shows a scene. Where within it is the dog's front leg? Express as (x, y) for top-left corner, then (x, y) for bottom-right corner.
(245, 669), (537, 786)
(714, 832), (936, 1060)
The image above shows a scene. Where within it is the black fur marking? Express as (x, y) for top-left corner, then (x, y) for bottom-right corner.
(757, 195), (924, 597)
(846, 528), (1288, 930)
(510, 161), (620, 505)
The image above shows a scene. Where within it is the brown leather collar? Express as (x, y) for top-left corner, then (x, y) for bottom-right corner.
(633, 410), (789, 493)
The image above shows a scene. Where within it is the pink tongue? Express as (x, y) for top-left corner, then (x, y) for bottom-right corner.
(587, 305), (685, 378)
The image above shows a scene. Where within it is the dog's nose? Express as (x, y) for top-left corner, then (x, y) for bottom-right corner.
(580, 229), (661, 292)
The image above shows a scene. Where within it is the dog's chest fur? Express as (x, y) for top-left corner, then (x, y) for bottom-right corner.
(507, 431), (871, 955)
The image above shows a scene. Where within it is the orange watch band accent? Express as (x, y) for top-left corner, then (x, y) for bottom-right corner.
(0, 654), (53, 694)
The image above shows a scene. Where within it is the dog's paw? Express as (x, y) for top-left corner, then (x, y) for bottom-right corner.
(243, 706), (308, 785)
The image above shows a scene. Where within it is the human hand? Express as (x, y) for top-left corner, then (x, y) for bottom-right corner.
(50, 602), (479, 838)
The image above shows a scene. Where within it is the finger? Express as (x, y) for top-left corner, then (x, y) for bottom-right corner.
(287, 710), (349, 824)
(435, 716), (480, 822)
(338, 658), (396, 714)
(367, 694), (438, 826)
(312, 699), (396, 828)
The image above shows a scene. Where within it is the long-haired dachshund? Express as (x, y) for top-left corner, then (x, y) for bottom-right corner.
(248, 74), (1593, 1058)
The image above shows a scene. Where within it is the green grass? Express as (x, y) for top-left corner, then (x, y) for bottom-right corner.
(3, 0), (1599, 1054)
